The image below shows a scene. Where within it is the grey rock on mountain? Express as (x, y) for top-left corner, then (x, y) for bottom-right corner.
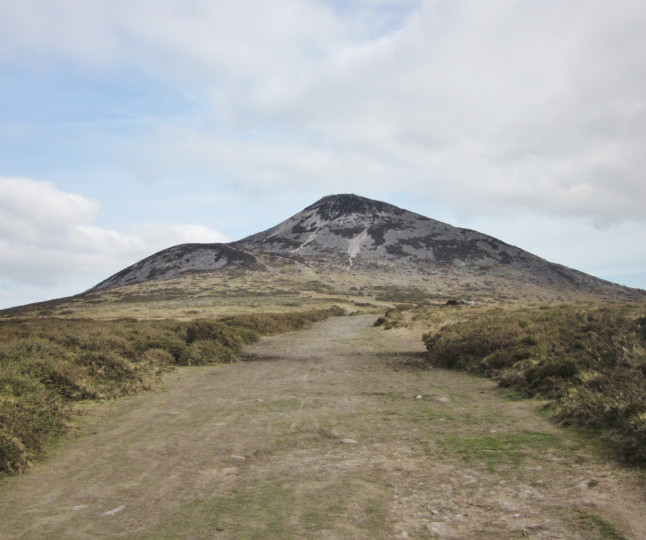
(92, 243), (261, 291)
(237, 194), (557, 269)
(91, 194), (636, 298)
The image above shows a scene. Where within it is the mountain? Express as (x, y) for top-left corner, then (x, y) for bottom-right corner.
(90, 194), (641, 302)
(92, 243), (262, 291)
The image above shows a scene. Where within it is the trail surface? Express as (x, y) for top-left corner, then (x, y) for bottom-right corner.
(1, 315), (645, 539)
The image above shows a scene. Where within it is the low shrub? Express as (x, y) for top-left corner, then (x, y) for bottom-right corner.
(423, 304), (646, 463)
(373, 308), (404, 329)
(185, 320), (247, 349)
(0, 307), (340, 475)
(180, 340), (237, 365)
(0, 370), (70, 474)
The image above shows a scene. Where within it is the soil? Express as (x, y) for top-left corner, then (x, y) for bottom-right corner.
(1, 315), (645, 539)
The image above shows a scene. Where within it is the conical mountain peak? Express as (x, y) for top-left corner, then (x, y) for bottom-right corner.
(236, 193), (433, 253)
(235, 193), (436, 256)
(303, 194), (405, 222)
(90, 193), (640, 301)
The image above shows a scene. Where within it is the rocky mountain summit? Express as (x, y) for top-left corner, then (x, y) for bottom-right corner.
(91, 194), (639, 300)
(237, 195), (567, 271)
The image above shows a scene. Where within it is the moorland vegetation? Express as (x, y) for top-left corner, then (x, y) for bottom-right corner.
(0, 308), (342, 475)
(378, 302), (646, 464)
(4, 293), (646, 479)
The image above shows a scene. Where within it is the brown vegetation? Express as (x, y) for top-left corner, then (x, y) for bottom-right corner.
(410, 303), (646, 464)
(2, 315), (644, 538)
(0, 308), (341, 475)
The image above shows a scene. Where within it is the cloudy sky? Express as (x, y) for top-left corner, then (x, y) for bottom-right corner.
(1, 0), (645, 308)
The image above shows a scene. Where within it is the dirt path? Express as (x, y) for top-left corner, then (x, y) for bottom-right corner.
(1, 315), (645, 539)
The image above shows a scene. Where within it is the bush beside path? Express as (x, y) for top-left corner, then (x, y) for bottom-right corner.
(1, 315), (645, 539)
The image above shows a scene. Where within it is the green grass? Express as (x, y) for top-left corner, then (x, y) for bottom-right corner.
(135, 477), (387, 539)
(0, 308), (342, 475)
(418, 303), (646, 464)
(208, 482), (296, 540)
(373, 286), (430, 304)
(576, 510), (628, 540)
(133, 484), (295, 540)
(439, 431), (561, 472)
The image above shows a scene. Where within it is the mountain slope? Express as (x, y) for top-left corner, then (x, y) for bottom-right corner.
(235, 194), (598, 287)
(89, 194), (641, 301)
(92, 243), (262, 291)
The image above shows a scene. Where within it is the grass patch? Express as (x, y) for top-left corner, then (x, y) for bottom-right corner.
(135, 477), (386, 540)
(209, 482), (295, 540)
(422, 303), (646, 464)
(135, 481), (295, 540)
(373, 286), (430, 304)
(576, 510), (628, 540)
(0, 308), (343, 475)
(439, 431), (561, 472)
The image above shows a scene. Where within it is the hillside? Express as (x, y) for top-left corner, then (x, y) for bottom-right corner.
(91, 194), (641, 300)
(2, 196), (645, 538)
(2, 194), (643, 321)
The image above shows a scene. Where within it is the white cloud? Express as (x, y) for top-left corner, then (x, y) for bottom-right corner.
(457, 212), (646, 280)
(1, 0), (645, 301)
(0, 177), (99, 242)
(0, 177), (228, 305)
(131, 223), (228, 248)
(43, 0), (637, 224)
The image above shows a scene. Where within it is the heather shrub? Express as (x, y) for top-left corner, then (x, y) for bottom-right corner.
(373, 308), (403, 329)
(0, 308), (338, 474)
(140, 348), (176, 370)
(423, 304), (646, 463)
(185, 320), (247, 350)
(180, 340), (237, 365)
(0, 370), (69, 473)
(221, 308), (338, 336)
(0, 433), (28, 475)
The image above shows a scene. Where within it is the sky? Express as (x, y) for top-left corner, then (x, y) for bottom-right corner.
(1, 0), (645, 309)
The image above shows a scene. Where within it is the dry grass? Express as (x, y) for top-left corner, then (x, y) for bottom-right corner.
(1, 316), (644, 539)
(379, 302), (646, 464)
(0, 308), (341, 475)
(2, 257), (628, 322)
